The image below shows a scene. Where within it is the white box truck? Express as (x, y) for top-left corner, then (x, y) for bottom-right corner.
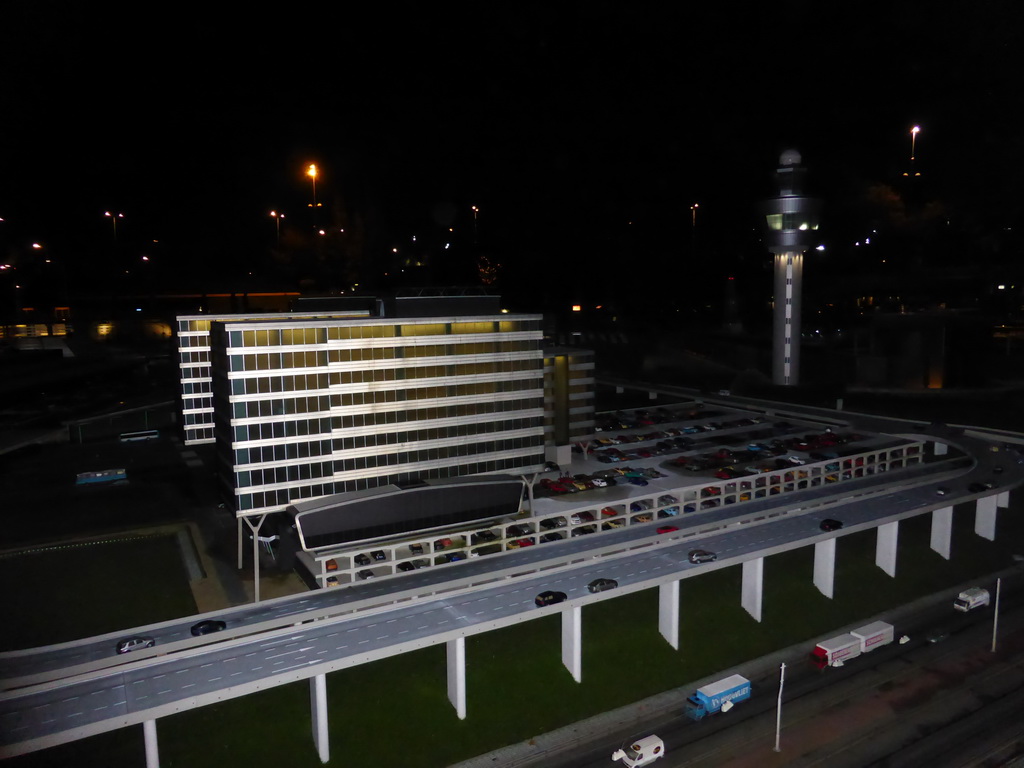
(611, 735), (665, 766)
(953, 587), (990, 612)
(811, 621), (895, 668)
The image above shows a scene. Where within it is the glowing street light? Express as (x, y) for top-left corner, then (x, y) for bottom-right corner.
(910, 125), (921, 162)
(306, 164), (321, 208)
(269, 210), (285, 242)
(691, 203), (699, 228)
(104, 211), (124, 240)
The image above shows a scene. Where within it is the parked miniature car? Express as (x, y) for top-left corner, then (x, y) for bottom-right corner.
(535, 590), (568, 607)
(588, 577), (618, 593)
(357, 569), (375, 579)
(190, 619), (227, 636)
(540, 517), (567, 529)
(371, 550), (387, 561)
(354, 553), (371, 566)
(325, 559), (338, 571)
(397, 561), (416, 572)
(688, 549), (717, 564)
(116, 636), (155, 654)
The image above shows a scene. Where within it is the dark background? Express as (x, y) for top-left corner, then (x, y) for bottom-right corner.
(3, 2), (1023, 320)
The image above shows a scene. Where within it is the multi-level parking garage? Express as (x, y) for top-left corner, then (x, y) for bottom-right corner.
(2, 398), (1020, 767)
(293, 400), (932, 588)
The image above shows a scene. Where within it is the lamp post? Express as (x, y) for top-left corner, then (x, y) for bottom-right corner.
(269, 211), (285, 243)
(910, 125), (921, 163)
(104, 211), (124, 241)
(690, 203), (699, 253)
(306, 164), (321, 209)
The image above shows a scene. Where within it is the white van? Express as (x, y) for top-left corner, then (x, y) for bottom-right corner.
(612, 735), (665, 766)
(953, 587), (990, 612)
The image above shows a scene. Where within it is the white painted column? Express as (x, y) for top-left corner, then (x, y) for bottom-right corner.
(875, 521), (899, 577)
(309, 674), (329, 763)
(446, 637), (467, 720)
(975, 496), (997, 541)
(930, 506), (953, 560)
(933, 441), (948, 456)
(813, 539), (836, 599)
(658, 581), (680, 649)
(143, 719), (159, 768)
(997, 490), (1010, 509)
(561, 605), (583, 683)
(741, 557), (764, 623)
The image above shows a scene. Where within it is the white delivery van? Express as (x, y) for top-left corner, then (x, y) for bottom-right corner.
(953, 587), (990, 612)
(612, 735), (665, 766)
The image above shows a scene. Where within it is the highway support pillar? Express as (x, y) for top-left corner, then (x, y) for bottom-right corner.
(561, 605), (583, 682)
(933, 441), (948, 456)
(242, 514), (267, 603)
(930, 506), (953, 560)
(143, 719), (159, 768)
(741, 557), (764, 622)
(309, 674), (329, 763)
(875, 521), (899, 577)
(447, 637), (467, 720)
(998, 490), (1010, 509)
(658, 580), (680, 649)
(813, 539), (836, 599)
(975, 496), (997, 541)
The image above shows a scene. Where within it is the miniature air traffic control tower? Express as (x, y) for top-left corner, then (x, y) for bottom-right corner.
(759, 150), (821, 386)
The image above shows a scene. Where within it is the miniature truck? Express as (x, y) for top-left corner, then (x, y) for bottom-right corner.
(953, 587), (990, 612)
(684, 674), (752, 720)
(611, 734), (665, 766)
(810, 621), (895, 668)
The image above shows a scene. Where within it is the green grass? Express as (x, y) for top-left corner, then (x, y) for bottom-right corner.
(0, 534), (197, 650)
(5, 497), (1023, 768)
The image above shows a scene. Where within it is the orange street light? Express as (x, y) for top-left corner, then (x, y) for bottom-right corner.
(306, 164), (321, 208)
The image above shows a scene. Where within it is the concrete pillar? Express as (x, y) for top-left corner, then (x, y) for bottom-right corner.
(237, 517), (244, 569)
(997, 490), (1010, 509)
(242, 514), (267, 603)
(741, 557), (764, 623)
(933, 442), (948, 456)
(813, 539), (836, 599)
(975, 496), (997, 541)
(309, 674), (329, 763)
(875, 521), (899, 577)
(446, 637), (467, 720)
(144, 720), (159, 768)
(658, 581), (680, 649)
(930, 506), (953, 560)
(561, 605), (583, 683)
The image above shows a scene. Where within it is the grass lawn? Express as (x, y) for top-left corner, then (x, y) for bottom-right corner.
(6, 495), (1023, 768)
(0, 533), (197, 651)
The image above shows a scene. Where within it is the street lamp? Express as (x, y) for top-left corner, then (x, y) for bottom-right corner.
(104, 211), (124, 240)
(910, 125), (921, 162)
(269, 210), (285, 243)
(306, 164), (321, 208)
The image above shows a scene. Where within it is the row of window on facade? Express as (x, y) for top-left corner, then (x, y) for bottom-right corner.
(227, 397), (545, 442)
(228, 379), (543, 418)
(235, 436), (544, 489)
(232, 417), (542, 467)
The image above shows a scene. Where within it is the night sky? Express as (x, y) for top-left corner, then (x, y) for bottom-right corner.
(3, 3), (1023, 315)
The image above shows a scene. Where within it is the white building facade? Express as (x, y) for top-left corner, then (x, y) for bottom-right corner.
(205, 312), (547, 516)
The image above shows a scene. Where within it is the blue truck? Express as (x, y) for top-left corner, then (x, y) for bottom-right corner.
(685, 674), (752, 720)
